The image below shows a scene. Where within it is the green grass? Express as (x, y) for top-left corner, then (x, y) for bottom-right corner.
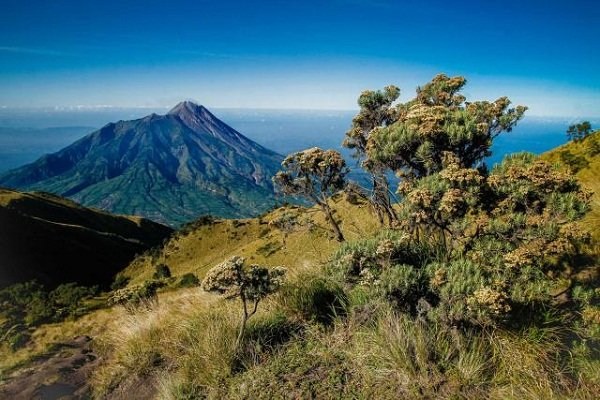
(121, 194), (380, 286)
(542, 131), (600, 242)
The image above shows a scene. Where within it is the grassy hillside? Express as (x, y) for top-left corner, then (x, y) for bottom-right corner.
(121, 194), (380, 286)
(0, 187), (172, 288)
(0, 195), (380, 374)
(541, 130), (600, 242)
(88, 147), (600, 399)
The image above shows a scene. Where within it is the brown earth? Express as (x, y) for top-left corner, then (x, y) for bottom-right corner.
(0, 336), (100, 400)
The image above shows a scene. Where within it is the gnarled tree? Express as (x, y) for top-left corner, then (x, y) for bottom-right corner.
(366, 74), (527, 180)
(273, 147), (349, 242)
(202, 256), (286, 346)
(343, 85), (400, 225)
(567, 121), (593, 142)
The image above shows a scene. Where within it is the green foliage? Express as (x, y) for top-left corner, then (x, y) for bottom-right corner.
(273, 147), (349, 241)
(268, 210), (299, 235)
(567, 121), (593, 142)
(178, 215), (216, 236)
(7, 330), (30, 351)
(202, 256), (286, 345)
(0, 281), (97, 350)
(560, 149), (590, 172)
(50, 282), (98, 319)
(330, 230), (438, 284)
(202, 256), (286, 302)
(256, 241), (283, 257)
(377, 265), (430, 315)
(366, 74), (526, 178)
(278, 274), (347, 325)
(586, 135), (600, 156)
(178, 273), (200, 288)
(110, 274), (130, 290)
(108, 279), (165, 310)
(343, 85), (400, 224)
(153, 263), (172, 279)
(327, 149), (592, 331)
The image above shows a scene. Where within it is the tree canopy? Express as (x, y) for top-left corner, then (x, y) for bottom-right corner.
(366, 74), (527, 179)
(343, 86), (400, 225)
(202, 256), (286, 345)
(567, 121), (593, 142)
(273, 147), (348, 241)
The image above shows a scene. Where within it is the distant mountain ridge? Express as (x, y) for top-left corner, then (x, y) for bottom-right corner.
(0, 102), (284, 225)
(0, 187), (172, 288)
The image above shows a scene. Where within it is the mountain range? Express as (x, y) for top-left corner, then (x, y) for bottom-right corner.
(0, 102), (284, 226)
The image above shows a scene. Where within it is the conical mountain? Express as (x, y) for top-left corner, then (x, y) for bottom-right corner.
(0, 102), (283, 226)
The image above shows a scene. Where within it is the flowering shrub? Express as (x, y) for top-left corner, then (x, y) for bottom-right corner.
(273, 147), (348, 241)
(202, 256), (286, 345)
(108, 279), (164, 311)
(333, 152), (592, 328)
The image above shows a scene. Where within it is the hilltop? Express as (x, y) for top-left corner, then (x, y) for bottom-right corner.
(0, 102), (283, 226)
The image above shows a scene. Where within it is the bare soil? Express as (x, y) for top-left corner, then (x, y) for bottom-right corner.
(0, 336), (100, 400)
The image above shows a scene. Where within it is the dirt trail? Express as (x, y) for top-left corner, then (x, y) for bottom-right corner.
(0, 336), (100, 400)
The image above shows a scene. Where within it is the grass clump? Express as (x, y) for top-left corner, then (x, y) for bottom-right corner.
(277, 272), (347, 325)
(177, 273), (200, 288)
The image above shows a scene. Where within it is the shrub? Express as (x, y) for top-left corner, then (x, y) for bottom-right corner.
(273, 147), (349, 242)
(202, 256), (286, 345)
(268, 211), (299, 236)
(377, 265), (431, 316)
(7, 330), (31, 351)
(178, 273), (200, 288)
(586, 136), (600, 157)
(559, 149), (589, 172)
(0, 280), (97, 351)
(178, 215), (216, 236)
(108, 279), (164, 310)
(153, 263), (172, 279)
(50, 283), (98, 319)
(330, 230), (437, 284)
(567, 121), (593, 142)
(278, 274), (347, 325)
(111, 274), (130, 290)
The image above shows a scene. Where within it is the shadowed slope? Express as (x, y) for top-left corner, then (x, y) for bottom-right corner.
(0, 187), (172, 289)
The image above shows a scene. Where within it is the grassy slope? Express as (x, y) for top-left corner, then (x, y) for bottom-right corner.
(0, 195), (380, 380)
(0, 187), (172, 288)
(122, 194), (380, 285)
(91, 145), (600, 399)
(540, 131), (600, 242)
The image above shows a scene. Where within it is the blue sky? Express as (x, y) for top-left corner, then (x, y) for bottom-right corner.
(0, 0), (599, 116)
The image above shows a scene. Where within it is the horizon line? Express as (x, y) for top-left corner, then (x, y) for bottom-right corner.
(0, 105), (598, 120)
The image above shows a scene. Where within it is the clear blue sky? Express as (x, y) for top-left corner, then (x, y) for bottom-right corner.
(1, 0), (599, 116)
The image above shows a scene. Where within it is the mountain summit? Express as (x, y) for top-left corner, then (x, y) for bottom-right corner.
(168, 101), (265, 153)
(0, 102), (283, 225)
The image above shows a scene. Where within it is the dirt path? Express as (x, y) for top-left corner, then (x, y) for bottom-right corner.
(0, 336), (100, 400)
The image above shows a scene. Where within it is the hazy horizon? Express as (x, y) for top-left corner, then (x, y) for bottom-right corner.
(0, 106), (591, 174)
